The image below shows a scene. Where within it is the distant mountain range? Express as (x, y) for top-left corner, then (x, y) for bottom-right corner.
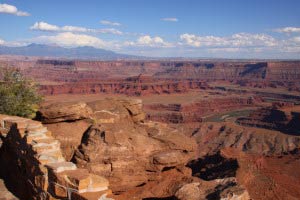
(0, 44), (140, 60)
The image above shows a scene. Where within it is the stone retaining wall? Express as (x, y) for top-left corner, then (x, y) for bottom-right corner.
(0, 114), (112, 200)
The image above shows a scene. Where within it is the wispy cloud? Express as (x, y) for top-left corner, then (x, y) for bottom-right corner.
(100, 20), (121, 26)
(274, 27), (300, 34)
(97, 28), (122, 35)
(0, 38), (28, 47)
(30, 22), (122, 35)
(0, 3), (30, 16)
(161, 18), (178, 22)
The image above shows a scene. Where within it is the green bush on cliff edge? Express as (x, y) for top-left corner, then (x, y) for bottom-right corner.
(0, 67), (43, 118)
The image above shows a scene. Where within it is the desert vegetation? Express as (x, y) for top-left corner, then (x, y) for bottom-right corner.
(0, 67), (42, 118)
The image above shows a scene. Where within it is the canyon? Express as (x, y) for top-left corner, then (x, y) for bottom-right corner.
(1, 98), (299, 200)
(0, 57), (300, 200)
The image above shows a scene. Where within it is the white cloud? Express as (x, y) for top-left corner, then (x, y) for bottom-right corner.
(30, 22), (123, 35)
(161, 18), (178, 22)
(178, 32), (300, 58)
(124, 35), (172, 48)
(33, 32), (106, 48)
(30, 22), (60, 32)
(0, 3), (30, 16)
(274, 27), (300, 34)
(277, 36), (300, 53)
(100, 20), (121, 26)
(180, 33), (277, 48)
(2, 28), (300, 58)
(180, 34), (202, 47)
(137, 35), (164, 45)
(97, 28), (122, 35)
(231, 33), (277, 47)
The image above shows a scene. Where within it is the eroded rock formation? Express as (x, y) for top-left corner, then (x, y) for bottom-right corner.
(188, 118), (300, 200)
(192, 121), (300, 156)
(236, 105), (300, 135)
(71, 99), (197, 194)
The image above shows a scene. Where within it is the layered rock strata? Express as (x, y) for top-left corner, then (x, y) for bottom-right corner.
(145, 96), (260, 123)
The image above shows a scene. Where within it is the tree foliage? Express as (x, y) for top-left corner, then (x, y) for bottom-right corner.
(0, 67), (43, 118)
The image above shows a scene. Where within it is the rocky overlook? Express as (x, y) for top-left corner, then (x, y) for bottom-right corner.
(1, 98), (299, 199)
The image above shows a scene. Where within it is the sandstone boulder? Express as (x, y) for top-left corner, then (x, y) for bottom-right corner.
(37, 102), (93, 123)
(175, 182), (203, 200)
(87, 98), (145, 124)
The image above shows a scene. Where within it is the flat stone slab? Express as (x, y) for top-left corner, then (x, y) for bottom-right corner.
(38, 149), (65, 164)
(26, 134), (48, 144)
(32, 142), (61, 154)
(26, 122), (43, 130)
(32, 138), (59, 145)
(59, 169), (91, 191)
(1, 117), (30, 129)
(39, 154), (65, 165)
(26, 126), (48, 135)
(79, 174), (109, 193)
(46, 162), (77, 173)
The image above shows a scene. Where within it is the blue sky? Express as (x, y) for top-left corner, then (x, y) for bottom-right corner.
(0, 0), (300, 58)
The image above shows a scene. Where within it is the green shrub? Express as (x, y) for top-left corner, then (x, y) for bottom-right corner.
(0, 67), (43, 118)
